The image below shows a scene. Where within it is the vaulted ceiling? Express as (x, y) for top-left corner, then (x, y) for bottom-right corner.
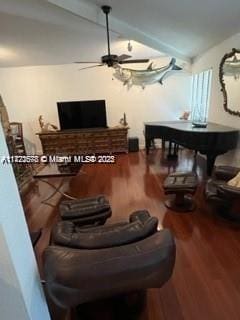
(0, 0), (164, 67)
(87, 0), (240, 58)
(50, 0), (240, 60)
(1, 0), (240, 67)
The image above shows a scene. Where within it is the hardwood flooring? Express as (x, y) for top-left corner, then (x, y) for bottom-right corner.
(22, 149), (240, 320)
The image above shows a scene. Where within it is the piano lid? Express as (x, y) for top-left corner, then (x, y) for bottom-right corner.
(144, 121), (239, 133)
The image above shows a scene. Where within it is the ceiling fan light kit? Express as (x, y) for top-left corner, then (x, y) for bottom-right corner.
(127, 41), (133, 52)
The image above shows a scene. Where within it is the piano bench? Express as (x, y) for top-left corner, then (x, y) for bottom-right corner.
(163, 172), (198, 212)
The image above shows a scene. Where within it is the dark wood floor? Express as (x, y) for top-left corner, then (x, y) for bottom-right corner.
(22, 149), (240, 320)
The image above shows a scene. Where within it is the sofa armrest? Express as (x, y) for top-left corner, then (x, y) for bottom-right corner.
(217, 184), (240, 199)
(214, 166), (240, 181)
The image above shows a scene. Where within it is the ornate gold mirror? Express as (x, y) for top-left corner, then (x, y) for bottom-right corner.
(219, 48), (240, 117)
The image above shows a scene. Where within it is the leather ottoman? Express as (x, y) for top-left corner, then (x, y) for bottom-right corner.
(163, 172), (198, 212)
(59, 195), (112, 226)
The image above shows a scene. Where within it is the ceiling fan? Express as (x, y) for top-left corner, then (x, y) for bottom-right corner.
(75, 5), (150, 70)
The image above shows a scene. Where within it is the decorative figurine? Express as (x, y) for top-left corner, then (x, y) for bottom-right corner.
(38, 115), (58, 132)
(179, 111), (190, 120)
(113, 58), (182, 89)
(119, 113), (128, 126)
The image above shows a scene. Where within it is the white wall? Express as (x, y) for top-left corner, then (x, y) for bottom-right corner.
(0, 58), (191, 152)
(193, 33), (240, 166)
(0, 123), (50, 319)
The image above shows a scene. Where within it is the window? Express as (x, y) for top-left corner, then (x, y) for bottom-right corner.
(191, 69), (212, 124)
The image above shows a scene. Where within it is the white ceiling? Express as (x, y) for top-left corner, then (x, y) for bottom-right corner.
(0, 0), (164, 67)
(1, 0), (240, 67)
(84, 0), (240, 58)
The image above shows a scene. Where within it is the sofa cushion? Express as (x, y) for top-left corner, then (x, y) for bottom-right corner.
(52, 212), (158, 249)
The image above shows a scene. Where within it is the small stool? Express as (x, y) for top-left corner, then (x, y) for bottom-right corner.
(163, 172), (198, 212)
(59, 195), (112, 226)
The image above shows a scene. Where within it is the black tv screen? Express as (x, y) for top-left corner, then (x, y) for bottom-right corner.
(57, 100), (107, 130)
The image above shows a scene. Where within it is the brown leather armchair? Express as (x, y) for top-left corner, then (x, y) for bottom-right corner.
(43, 210), (176, 309)
(205, 166), (240, 220)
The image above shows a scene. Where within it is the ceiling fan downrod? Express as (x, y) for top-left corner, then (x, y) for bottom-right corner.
(76, 5), (149, 69)
(101, 5), (112, 57)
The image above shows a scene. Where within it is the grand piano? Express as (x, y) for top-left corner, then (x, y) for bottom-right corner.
(144, 121), (239, 175)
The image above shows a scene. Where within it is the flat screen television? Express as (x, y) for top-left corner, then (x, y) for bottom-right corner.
(57, 100), (107, 130)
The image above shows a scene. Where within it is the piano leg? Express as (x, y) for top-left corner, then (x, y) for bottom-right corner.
(206, 154), (217, 176)
(167, 141), (178, 159)
(168, 141), (172, 157)
(145, 138), (151, 155)
(162, 139), (166, 151)
(174, 143), (179, 155)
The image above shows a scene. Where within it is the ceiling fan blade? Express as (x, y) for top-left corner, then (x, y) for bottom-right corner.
(74, 61), (101, 64)
(79, 64), (104, 70)
(118, 54), (132, 61)
(119, 59), (150, 64)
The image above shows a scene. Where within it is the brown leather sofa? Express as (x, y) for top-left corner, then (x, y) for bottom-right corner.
(205, 165), (240, 220)
(43, 210), (176, 308)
